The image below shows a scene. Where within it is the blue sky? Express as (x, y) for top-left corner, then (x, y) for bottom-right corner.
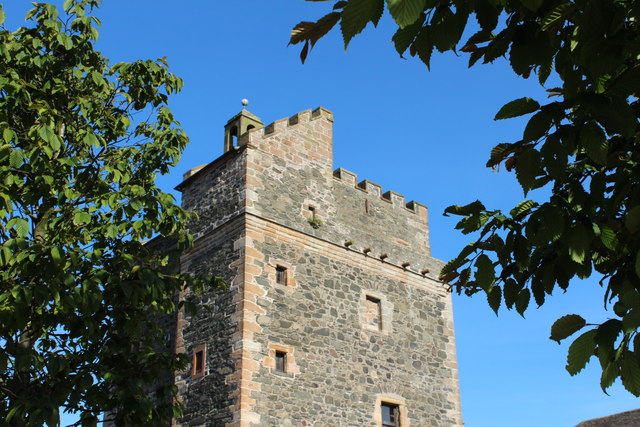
(3, 1), (638, 426)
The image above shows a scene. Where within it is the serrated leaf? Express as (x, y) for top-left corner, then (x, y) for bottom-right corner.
(9, 150), (24, 168)
(475, 254), (495, 291)
(290, 12), (341, 62)
(600, 359), (618, 392)
(430, 6), (468, 53)
(391, 18), (424, 56)
(621, 351), (640, 396)
(3, 128), (15, 143)
(623, 309), (640, 334)
(63, 0), (74, 11)
(486, 142), (513, 168)
(515, 148), (542, 193)
(13, 218), (29, 238)
(474, 0), (499, 32)
(515, 288), (530, 315)
(495, 97), (540, 120)
(386, 0), (427, 28)
(566, 329), (596, 375)
(412, 27), (433, 68)
(487, 285), (501, 314)
(523, 110), (552, 142)
(581, 122), (608, 165)
(568, 224), (590, 264)
(550, 314), (586, 343)
(503, 278), (520, 309)
(509, 200), (538, 218)
(341, 0), (384, 48)
(541, 3), (573, 30)
(600, 226), (618, 250)
(0, 8), (5, 26)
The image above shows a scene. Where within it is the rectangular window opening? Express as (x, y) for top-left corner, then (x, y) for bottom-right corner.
(381, 402), (400, 427)
(365, 295), (382, 330)
(276, 266), (287, 285)
(193, 348), (205, 377)
(275, 350), (287, 373)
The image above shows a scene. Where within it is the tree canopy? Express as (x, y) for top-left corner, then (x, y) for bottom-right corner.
(290, 0), (640, 395)
(0, 1), (216, 424)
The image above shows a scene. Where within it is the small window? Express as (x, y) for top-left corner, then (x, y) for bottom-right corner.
(275, 350), (287, 373)
(365, 295), (382, 330)
(276, 266), (287, 285)
(381, 402), (400, 427)
(192, 344), (206, 378)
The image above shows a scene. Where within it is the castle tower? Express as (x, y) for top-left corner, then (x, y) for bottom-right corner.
(173, 106), (462, 426)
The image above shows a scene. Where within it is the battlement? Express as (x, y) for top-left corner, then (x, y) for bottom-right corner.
(240, 107), (333, 146)
(332, 168), (428, 221)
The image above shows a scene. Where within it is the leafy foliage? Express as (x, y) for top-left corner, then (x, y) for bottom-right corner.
(0, 1), (217, 424)
(291, 0), (640, 395)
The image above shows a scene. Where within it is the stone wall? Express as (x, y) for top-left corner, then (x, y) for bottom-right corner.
(245, 215), (461, 426)
(174, 215), (245, 426)
(173, 107), (462, 426)
(243, 108), (442, 279)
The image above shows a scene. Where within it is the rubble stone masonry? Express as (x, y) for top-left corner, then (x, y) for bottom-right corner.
(173, 107), (462, 426)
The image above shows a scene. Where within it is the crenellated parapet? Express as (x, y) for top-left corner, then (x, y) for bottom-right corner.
(240, 107), (333, 146)
(333, 168), (428, 223)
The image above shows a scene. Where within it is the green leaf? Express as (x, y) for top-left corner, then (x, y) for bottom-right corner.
(475, 254), (495, 290)
(568, 224), (590, 264)
(566, 329), (596, 375)
(515, 148), (541, 193)
(550, 314), (586, 343)
(3, 128), (15, 143)
(581, 122), (608, 165)
(621, 351), (640, 396)
(443, 200), (485, 216)
(386, 0), (427, 28)
(63, 0), (74, 11)
(487, 285), (501, 314)
(599, 226), (618, 250)
(430, 6), (468, 53)
(340, 0), (384, 48)
(12, 218), (29, 238)
(494, 97), (540, 120)
(9, 150), (24, 168)
(391, 17), (424, 56)
(600, 361), (618, 392)
(412, 27), (433, 68)
(623, 309), (640, 334)
(541, 3), (573, 30)
(73, 212), (91, 226)
(51, 246), (62, 266)
(0, 7), (5, 26)
(503, 278), (520, 309)
(509, 200), (537, 218)
(515, 288), (530, 315)
(523, 110), (552, 142)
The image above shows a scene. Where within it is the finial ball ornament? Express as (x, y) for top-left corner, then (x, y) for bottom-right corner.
(241, 99), (249, 107)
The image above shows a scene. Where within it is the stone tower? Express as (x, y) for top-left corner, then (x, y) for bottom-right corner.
(172, 106), (462, 426)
